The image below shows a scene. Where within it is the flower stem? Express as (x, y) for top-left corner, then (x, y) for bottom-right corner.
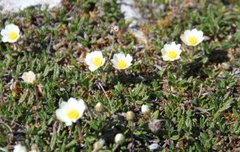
(76, 121), (83, 141)
(97, 81), (113, 113)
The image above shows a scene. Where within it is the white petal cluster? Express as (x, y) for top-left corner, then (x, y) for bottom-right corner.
(161, 42), (182, 61)
(1, 24), (20, 43)
(111, 52), (133, 70)
(85, 51), (106, 71)
(13, 144), (27, 152)
(21, 71), (36, 84)
(56, 98), (86, 126)
(180, 29), (204, 46)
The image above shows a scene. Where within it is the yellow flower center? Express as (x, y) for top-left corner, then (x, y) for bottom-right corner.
(166, 51), (177, 59)
(25, 75), (32, 81)
(117, 59), (127, 69)
(8, 31), (18, 40)
(67, 109), (80, 120)
(93, 57), (103, 67)
(188, 36), (198, 45)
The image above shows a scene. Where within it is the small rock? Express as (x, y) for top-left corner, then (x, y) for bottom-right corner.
(148, 143), (160, 151)
(221, 62), (232, 70)
(0, 0), (61, 13)
(148, 119), (161, 134)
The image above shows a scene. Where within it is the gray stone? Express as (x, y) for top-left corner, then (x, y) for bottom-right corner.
(0, 0), (61, 12)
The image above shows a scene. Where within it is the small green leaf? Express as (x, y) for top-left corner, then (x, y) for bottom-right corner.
(171, 135), (180, 140)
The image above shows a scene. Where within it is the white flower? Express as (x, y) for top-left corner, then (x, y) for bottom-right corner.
(84, 51), (105, 71)
(114, 133), (125, 144)
(21, 71), (36, 84)
(180, 29), (204, 46)
(13, 144), (27, 152)
(111, 52), (132, 70)
(141, 104), (150, 115)
(56, 98), (86, 126)
(1, 24), (20, 43)
(161, 42), (182, 61)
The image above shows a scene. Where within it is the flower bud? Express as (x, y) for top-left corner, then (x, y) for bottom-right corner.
(93, 139), (105, 151)
(95, 102), (104, 113)
(141, 104), (150, 115)
(29, 144), (40, 152)
(126, 111), (135, 121)
(114, 133), (125, 145)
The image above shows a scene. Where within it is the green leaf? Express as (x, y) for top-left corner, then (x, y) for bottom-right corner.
(171, 135), (180, 140)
